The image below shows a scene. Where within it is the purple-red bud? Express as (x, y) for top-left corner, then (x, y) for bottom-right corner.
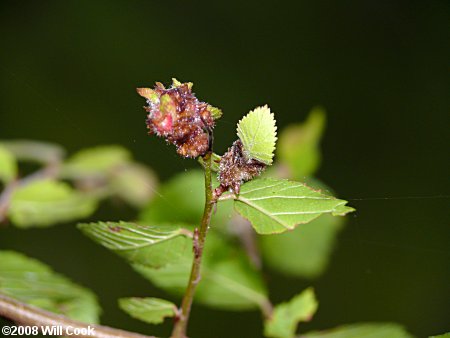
(137, 81), (217, 158)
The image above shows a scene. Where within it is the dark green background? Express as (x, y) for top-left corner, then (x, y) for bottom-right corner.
(1, 1), (449, 337)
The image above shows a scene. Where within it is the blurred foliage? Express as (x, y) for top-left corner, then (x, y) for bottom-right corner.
(62, 145), (132, 178)
(118, 298), (177, 325)
(0, 140), (65, 165)
(0, 251), (100, 324)
(9, 179), (97, 227)
(0, 145), (16, 184)
(301, 323), (414, 338)
(265, 288), (318, 338)
(429, 334), (450, 338)
(277, 107), (325, 179)
(140, 170), (204, 224)
(260, 214), (344, 279)
(0, 141), (157, 227)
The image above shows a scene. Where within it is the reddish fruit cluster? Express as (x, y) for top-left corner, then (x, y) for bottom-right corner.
(216, 140), (266, 195)
(137, 81), (216, 158)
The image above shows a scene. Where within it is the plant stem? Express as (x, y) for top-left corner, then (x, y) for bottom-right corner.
(171, 152), (214, 338)
(0, 294), (153, 338)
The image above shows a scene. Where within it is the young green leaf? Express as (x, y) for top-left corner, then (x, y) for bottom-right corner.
(260, 214), (345, 278)
(429, 334), (450, 338)
(118, 297), (177, 325)
(0, 251), (101, 323)
(62, 145), (131, 178)
(302, 323), (414, 338)
(264, 288), (318, 338)
(8, 179), (97, 227)
(78, 221), (192, 268)
(0, 145), (17, 184)
(237, 105), (277, 164)
(133, 232), (269, 311)
(276, 107), (326, 179)
(232, 178), (354, 234)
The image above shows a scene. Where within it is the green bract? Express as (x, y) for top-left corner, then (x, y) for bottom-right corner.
(237, 105), (277, 165)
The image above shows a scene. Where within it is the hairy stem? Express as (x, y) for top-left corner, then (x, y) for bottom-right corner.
(0, 294), (153, 338)
(171, 152), (214, 338)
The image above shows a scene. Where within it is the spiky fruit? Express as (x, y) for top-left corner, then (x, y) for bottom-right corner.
(137, 79), (221, 158)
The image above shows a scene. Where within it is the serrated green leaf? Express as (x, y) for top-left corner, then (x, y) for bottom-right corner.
(8, 179), (97, 227)
(78, 221), (192, 268)
(302, 323), (415, 338)
(0, 251), (101, 323)
(260, 214), (345, 278)
(430, 334), (450, 338)
(110, 164), (158, 208)
(133, 232), (268, 311)
(62, 145), (131, 178)
(0, 140), (65, 164)
(265, 288), (318, 338)
(277, 107), (326, 179)
(233, 178), (354, 234)
(237, 105), (277, 164)
(0, 145), (17, 184)
(119, 297), (177, 325)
